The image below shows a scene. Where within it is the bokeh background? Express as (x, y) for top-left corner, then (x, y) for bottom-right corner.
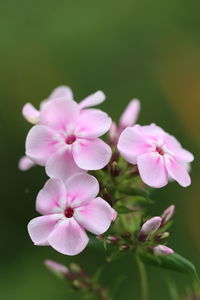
(1, 0), (200, 299)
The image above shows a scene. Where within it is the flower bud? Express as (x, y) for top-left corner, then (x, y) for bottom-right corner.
(70, 263), (88, 280)
(119, 244), (130, 251)
(109, 122), (118, 145)
(70, 263), (82, 273)
(119, 99), (140, 129)
(153, 245), (174, 256)
(138, 217), (162, 242)
(102, 188), (111, 202)
(44, 259), (69, 278)
(155, 232), (169, 241)
(107, 236), (120, 243)
(161, 205), (175, 225)
(110, 161), (120, 177)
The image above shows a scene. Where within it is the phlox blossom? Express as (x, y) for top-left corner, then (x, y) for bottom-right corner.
(117, 123), (194, 188)
(25, 93), (112, 180)
(20, 86), (106, 171)
(28, 173), (114, 255)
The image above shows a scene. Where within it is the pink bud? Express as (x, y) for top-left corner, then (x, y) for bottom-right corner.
(109, 122), (118, 144)
(44, 259), (69, 276)
(107, 236), (120, 242)
(161, 205), (175, 225)
(139, 217), (162, 241)
(119, 99), (140, 129)
(153, 245), (174, 256)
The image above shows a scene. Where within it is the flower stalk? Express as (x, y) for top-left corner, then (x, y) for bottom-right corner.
(136, 256), (149, 300)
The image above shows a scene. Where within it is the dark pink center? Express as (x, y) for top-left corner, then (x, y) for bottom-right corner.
(65, 135), (76, 145)
(64, 207), (74, 218)
(156, 146), (165, 156)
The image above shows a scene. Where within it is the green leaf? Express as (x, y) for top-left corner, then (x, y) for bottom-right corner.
(116, 205), (136, 214)
(139, 251), (199, 281)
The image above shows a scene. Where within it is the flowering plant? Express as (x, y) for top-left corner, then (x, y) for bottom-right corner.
(20, 86), (198, 300)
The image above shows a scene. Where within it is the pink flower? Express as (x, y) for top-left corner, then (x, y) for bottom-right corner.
(22, 85), (106, 124)
(21, 86), (107, 173)
(25, 96), (112, 180)
(109, 99), (140, 144)
(117, 123), (194, 188)
(28, 173), (114, 255)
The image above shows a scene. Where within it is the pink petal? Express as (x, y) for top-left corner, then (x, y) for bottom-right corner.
(137, 153), (168, 188)
(175, 149), (194, 163)
(164, 134), (194, 163)
(40, 98), (79, 130)
(18, 156), (35, 171)
(25, 125), (57, 165)
(73, 138), (112, 170)
(75, 109), (111, 138)
(22, 103), (40, 124)
(164, 133), (182, 149)
(65, 173), (99, 207)
(48, 86), (73, 101)
(48, 218), (89, 255)
(36, 178), (66, 215)
(119, 99), (140, 128)
(28, 215), (61, 246)
(45, 149), (85, 182)
(139, 123), (165, 139)
(74, 197), (113, 235)
(79, 91), (105, 109)
(117, 126), (147, 164)
(164, 155), (191, 187)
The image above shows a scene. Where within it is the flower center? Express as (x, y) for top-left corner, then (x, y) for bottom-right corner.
(65, 135), (76, 145)
(64, 207), (74, 218)
(156, 146), (165, 156)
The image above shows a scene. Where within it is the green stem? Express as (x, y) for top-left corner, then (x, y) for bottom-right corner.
(136, 256), (149, 300)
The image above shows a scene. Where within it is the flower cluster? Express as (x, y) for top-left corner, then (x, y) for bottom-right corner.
(45, 259), (111, 300)
(20, 85), (194, 258)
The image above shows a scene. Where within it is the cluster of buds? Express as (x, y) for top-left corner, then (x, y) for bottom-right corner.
(95, 205), (175, 259)
(45, 259), (111, 300)
(138, 205), (175, 256)
(97, 233), (132, 252)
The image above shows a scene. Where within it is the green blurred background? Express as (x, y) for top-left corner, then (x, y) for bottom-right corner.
(1, 0), (200, 299)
